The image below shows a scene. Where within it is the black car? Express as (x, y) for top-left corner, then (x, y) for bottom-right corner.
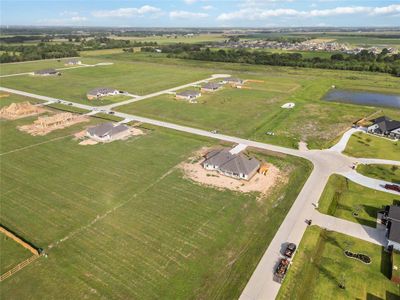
(284, 243), (297, 258)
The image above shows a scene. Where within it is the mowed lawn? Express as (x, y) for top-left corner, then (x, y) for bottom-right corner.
(344, 132), (400, 161)
(117, 78), (295, 142)
(0, 114), (311, 299)
(111, 53), (400, 149)
(0, 57), (101, 76)
(0, 60), (212, 106)
(318, 175), (400, 227)
(277, 226), (399, 300)
(0, 235), (32, 274)
(357, 164), (400, 184)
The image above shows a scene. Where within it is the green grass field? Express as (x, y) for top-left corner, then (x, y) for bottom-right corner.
(277, 226), (399, 300)
(0, 235), (32, 274)
(0, 112), (311, 299)
(0, 92), (44, 108)
(356, 164), (400, 184)
(318, 175), (400, 227)
(0, 60), (212, 106)
(2, 53), (399, 148)
(344, 132), (400, 161)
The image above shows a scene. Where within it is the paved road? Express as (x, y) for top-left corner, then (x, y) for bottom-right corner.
(328, 127), (363, 152)
(104, 73), (231, 109)
(340, 170), (400, 195)
(1, 85), (399, 300)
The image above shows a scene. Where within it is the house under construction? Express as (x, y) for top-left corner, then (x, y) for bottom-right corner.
(0, 102), (45, 120)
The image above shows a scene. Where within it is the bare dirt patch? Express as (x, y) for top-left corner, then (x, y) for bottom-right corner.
(180, 148), (282, 195)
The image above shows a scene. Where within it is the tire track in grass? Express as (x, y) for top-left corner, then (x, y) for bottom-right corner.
(47, 164), (178, 250)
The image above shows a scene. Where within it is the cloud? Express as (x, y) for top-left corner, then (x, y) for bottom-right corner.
(217, 4), (400, 21)
(169, 10), (209, 19)
(59, 11), (79, 17)
(92, 5), (161, 18)
(184, 0), (198, 3)
(202, 5), (213, 10)
(37, 16), (87, 25)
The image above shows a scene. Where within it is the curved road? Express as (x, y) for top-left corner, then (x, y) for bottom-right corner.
(1, 82), (399, 300)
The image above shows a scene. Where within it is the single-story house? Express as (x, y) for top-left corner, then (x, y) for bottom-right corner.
(384, 205), (400, 251)
(367, 116), (400, 139)
(175, 90), (201, 102)
(65, 58), (81, 66)
(202, 148), (260, 181)
(86, 122), (130, 142)
(220, 77), (244, 86)
(34, 68), (60, 76)
(87, 87), (120, 100)
(201, 82), (222, 93)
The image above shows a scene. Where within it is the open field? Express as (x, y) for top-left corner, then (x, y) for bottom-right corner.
(0, 111), (311, 298)
(356, 164), (400, 184)
(344, 132), (400, 161)
(0, 234), (32, 274)
(108, 53), (400, 149)
(277, 226), (399, 300)
(318, 175), (400, 227)
(0, 57), (103, 76)
(0, 60), (212, 106)
(111, 33), (226, 45)
(0, 92), (44, 108)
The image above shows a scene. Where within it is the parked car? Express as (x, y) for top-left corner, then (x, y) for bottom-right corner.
(67, 103), (73, 106)
(108, 111), (115, 115)
(384, 184), (400, 193)
(284, 243), (297, 258)
(211, 130), (218, 134)
(274, 258), (290, 283)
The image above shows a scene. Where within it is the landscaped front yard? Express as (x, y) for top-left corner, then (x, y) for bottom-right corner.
(277, 226), (400, 300)
(318, 175), (400, 227)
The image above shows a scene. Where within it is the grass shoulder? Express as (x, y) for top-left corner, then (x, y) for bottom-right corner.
(356, 164), (400, 184)
(344, 132), (400, 161)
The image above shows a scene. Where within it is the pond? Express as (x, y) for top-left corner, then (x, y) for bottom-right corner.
(324, 89), (400, 109)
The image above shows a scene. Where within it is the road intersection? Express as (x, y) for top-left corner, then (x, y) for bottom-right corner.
(1, 76), (399, 300)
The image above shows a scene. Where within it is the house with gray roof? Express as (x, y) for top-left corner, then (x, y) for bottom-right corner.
(175, 90), (201, 102)
(220, 77), (244, 86)
(33, 68), (60, 76)
(201, 82), (222, 92)
(87, 87), (120, 100)
(202, 148), (260, 180)
(65, 58), (82, 66)
(367, 116), (400, 139)
(384, 205), (400, 251)
(86, 122), (130, 142)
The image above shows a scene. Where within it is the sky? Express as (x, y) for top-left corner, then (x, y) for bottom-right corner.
(1, 0), (400, 27)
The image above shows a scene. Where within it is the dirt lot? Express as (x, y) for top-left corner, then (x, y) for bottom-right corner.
(180, 148), (282, 194)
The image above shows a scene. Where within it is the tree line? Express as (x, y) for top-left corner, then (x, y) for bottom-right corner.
(145, 44), (400, 76)
(0, 37), (158, 63)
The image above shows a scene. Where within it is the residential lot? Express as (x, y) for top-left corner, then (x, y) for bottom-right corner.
(0, 111), (311, 298)
(2, 53), (400, 148)
(344, 132), (400, 161)
(277, 226), (399, 300)
(318, 175), (400, 227)
(111, 53), (400, 149)
(0, 59), (212, 106)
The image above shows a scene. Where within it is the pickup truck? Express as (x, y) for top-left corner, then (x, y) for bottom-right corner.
(274, 258), (290, 283)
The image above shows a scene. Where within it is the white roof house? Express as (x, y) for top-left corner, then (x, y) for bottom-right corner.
(86, 122), (130, 142)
